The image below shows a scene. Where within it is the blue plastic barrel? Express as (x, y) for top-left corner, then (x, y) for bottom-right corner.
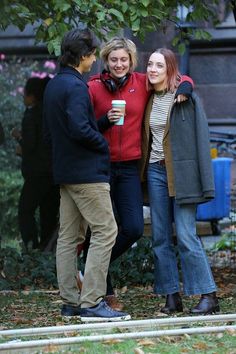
(196, 157), (233, 221)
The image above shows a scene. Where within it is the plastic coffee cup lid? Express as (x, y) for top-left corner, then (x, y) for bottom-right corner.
(112, 100), (126, 105)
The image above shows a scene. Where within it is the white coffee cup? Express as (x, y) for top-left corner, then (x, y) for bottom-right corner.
(111, 100), (126, 125)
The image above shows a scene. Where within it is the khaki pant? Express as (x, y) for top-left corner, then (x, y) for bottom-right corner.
(56, 183), (117, 308)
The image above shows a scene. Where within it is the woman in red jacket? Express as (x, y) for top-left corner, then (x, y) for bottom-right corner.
(79, 37), (193, 310)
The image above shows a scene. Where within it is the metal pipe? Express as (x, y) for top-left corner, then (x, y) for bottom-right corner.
(1, 314), (235, 338)
(0, 325), (235, 350)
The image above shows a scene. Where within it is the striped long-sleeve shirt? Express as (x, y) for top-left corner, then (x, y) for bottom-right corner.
(149, 90), (175, 163)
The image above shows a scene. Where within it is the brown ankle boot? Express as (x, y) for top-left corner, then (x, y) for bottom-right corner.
(190, 292), (220, 315)
(161, 292), (183, 314)
(105, 295), (124, 311)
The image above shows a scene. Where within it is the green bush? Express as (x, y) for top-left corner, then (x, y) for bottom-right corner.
(0, 247), (57, 290)
(110, 237), (154, 288)
(0, 170), (22, 245)
(211, 232), (236, 251)
(78, 236), (154, 289)
(0, 237), (154, 291)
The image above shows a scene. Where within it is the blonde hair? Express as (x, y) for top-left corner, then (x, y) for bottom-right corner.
(100, 37), (137, 72)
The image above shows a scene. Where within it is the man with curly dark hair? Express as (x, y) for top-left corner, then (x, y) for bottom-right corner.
(43, 28), (131, 322)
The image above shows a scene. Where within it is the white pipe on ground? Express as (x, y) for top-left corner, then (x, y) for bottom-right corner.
(0, 313), (235, 337)
(0, 325), (235, 350)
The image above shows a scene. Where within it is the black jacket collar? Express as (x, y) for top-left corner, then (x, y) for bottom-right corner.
(59, 65), (86, 83)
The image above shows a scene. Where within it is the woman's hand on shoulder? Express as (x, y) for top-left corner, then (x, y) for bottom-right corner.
(174, 94), (189, 104)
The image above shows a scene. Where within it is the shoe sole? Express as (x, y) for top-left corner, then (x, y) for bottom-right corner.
(80, 314), (131, 322)
(190, 306), (220, 315)
(190, 310), (220, 315)
(161, 308), (183, 314)
(61, 315), (81, 319)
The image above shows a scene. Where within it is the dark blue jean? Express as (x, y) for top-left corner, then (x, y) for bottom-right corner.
(109, 160), (144, 263)
(147, 162), (216, 296)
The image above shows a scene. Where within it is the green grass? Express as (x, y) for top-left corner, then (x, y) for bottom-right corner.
(0, 285), (235, 354)
(43, 334), (236, 354)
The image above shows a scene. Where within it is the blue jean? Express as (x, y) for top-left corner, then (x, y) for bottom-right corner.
(147, 162), (216, 296)
(109, 160), (144, 262)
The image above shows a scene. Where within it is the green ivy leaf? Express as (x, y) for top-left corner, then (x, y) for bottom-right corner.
(141, 0), (150, 7)
(131, 18), (141, 32)
(121, 2), (128, 13)
(140, 9), (148, 17)
(108, 8), (124, 22)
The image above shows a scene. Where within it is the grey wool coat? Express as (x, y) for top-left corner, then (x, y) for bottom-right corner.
(140, 92), (215, 205)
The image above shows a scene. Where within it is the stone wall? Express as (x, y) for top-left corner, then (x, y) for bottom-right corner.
(190, 37), (236, 123)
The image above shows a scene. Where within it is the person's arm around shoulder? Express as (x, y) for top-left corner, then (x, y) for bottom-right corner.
(175, 75), (194, 103)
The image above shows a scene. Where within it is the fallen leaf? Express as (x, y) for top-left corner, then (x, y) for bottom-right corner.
(43, 344), (60, 353)
(155, 311), (168, 317)
(192, 342), (209, 350)
(120, 286), (128, 294)
(103, 339), (123, 344)
(226, 328), (236, 336)
(137, 339), (155, 346)
(184, 333), (191, 340)
(134, 348), (145, 354)
(12, 317), (30, 324)
(164, 336), (181, 343)
(56, 322), (65, 326)
(64, 331), (79, 337)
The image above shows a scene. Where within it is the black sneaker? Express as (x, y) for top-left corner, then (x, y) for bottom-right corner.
(80, 300), (131, 322)
(61, 304), (81, 317)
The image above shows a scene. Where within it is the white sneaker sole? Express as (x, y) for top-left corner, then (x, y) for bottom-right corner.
(62, 315), (81, 320)
(80, 314), (131, 322)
